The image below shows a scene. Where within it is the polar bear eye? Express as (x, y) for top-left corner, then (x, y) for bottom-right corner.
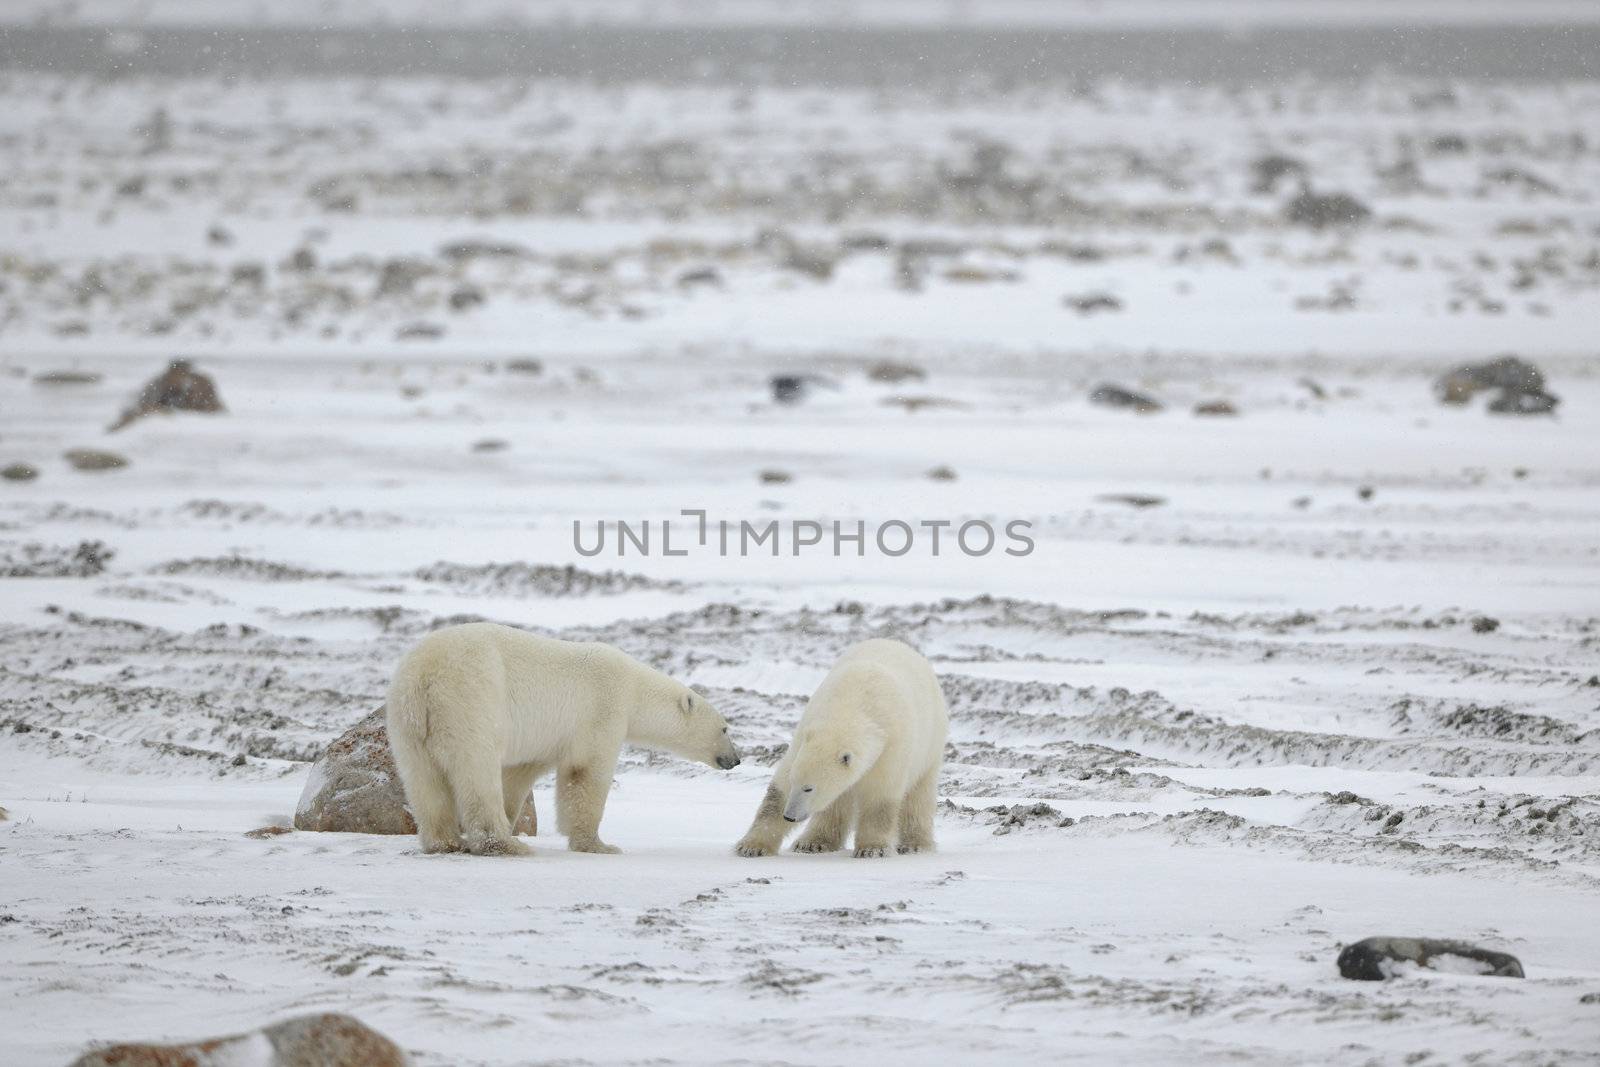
(802, 785), (814, 793)
(840, 753), (851, 766)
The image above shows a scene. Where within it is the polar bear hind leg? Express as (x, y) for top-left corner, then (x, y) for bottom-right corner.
(445, 747), (531, 857)
(793, 790), (855, 853)
(853, 796), (900, 858)
(388, 726), (463, 854)
(557, 754), (622, 854)
(501, 762), (544, 829)
(897, 769), (938, 854)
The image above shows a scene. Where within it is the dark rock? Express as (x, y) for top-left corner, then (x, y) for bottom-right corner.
(63, 449), (129, 472)
(1357, 486), (1375, 501)
(294, 707), (536, 837)
(1336, 937), (1524, 981)
(926, 465), (958, 481)
(471, 438), (510, 454)
(1089, 384), (1162, 413)
(375, 257), (432, 298)
(1063, 291), (1122, 315)
(866, 359), (926, 384)
(207, 224), (234, 247)
(1250, 153), (1309, 194)
(32, 370), (101, 386)
(677, 267), (723, 289)
(448, 285), (486, 311)
(1193, 400), (1238, 417)
(1434, 355), (1558, 414)
(69, 1012), (409, 1067)
(758, 469), (792, 485)
(503, 358), (543, 376)
(771, 375), (807, 405)
(1, 540), (113, 578)
(2, 463), (39, 482)
(109, 358), (225, 432)
(1097, 493), (1166, 508)
(1285, 189), (1372, 230)
(1471, 616), (1501, 634)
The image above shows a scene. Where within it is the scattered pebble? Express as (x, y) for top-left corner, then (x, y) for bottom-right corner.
(63, 449), (129, 472)
(926, 465), (957, 481)
(1089, 384), (1162, 413)
(2, 463), (39, 482)
(1194, 399), (1239, 417)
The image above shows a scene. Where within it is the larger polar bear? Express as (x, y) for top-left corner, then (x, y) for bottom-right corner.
(387, 622), (741, 856)
(735, 638), (948, 858)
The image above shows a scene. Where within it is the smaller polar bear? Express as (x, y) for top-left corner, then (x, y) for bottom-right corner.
(387, 622), (741, 857)
(735, 638), (948, 859)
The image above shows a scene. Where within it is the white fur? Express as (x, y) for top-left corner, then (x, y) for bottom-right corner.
(386, 622), (740, 857)
(735, 638), (948, 859)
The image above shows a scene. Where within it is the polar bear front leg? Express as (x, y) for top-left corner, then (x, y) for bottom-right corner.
(896, 769), (938, 854)
(853, 797), (900, 858)
(558, 755), (621, 854)
(735, 784), (790, 857)
(793, 791), (855, 853)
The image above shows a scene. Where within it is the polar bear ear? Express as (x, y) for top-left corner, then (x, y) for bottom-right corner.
(679, 691), (695, 714)
(840, 753), (851, 766)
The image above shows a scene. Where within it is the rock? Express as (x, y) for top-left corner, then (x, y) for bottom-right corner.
(1097, 493), (1166, 508)
(63, 449), (129, 472)
(245, 825), (291, 839)
(503, 358), (544, 376)
(207, 224), (234, 247)
(69, 1012), (409, 1067)
(32, 370), (102, 386)
(770, 374), (807, 405)
(1285, 189), (1372, 230)
(1434, 355), (1558, 415)
(926, 465), (957, 481)
(1063, 291), (1122, 315)
(866, 359), (926, 384)
(758, 469), (792, 484)
(1193, 400), (1238, 417)
(396, 322), (445, 341)
(294, 707), (536, 837)
(1336, 937), (1524, 981)
(1471, 616), (1501, 633)
(448, 285), (486, 311)
(108, 359), (225, 432)
(1357, 485), (1375, 501)
(676, 266), (723, 289)
(2, 463), (39, 482)
(1250, 153), (1309, 194)
(1089, 384), (1162, 413)
(471, 438), (510, 454)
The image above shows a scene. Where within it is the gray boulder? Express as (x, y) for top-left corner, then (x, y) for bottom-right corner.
(294, 707), (536, 837)
(1337, 936), (1524, 980)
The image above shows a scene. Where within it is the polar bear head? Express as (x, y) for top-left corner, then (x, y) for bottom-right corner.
(649, 686), (742, 770)
(781, 719), (887, 823)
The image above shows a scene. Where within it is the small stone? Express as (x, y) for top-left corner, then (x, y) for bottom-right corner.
(1063, 291), (1122, 315)
(866, 359), (926, 384)
(1357, 486), (1375, 501)
(32, 370), (102, 386)
(504, 358), (543, 376)
(1285, 189), (1372, 230)
(1097, 493), (1166, 508)
(926, 466), (957, 481)
(677, 267), (723, 289)
(108, 358), (225, 432)
(1193, 400), (1238, 417)
(64, 449), (129, 472)
(1089, 384), (1162, 413)
(244, 825), (291, 839)
(472, 439), (511, 454)
(1471, 616), (1500, 633)
(771, 375), (807, 405)
(2, 464), (39, 482)
(396, 322), (445, 341)
(231, 753), (247, 766)
(1336, 937), (1523, 981)
(758, 469), (792, 484)
(448, 285), (485, 312)
(69, 1012), (407, 1067)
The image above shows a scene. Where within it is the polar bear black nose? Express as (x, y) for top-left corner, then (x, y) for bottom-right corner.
(717, 755), (741, 770)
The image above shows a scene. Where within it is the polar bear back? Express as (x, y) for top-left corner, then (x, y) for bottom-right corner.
(802, 638), (948, 783)
(389, 622), (635, 765)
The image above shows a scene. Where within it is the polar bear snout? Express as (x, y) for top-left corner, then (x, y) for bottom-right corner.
(715, 751), (742, 770)
(783, 794), (810, 823)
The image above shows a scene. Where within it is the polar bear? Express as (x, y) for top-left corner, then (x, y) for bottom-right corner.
(386, 622), (741, 857)
(735, 638), (948, 859)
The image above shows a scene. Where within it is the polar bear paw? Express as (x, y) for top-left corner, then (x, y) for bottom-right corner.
(465, 834), (533, 858)
(569, 838), (622, 855)
(897, 843), (928, 855)
(792, 840), (841, 854)
(735, 840), (775, 857)
(853, 845), (890, 859)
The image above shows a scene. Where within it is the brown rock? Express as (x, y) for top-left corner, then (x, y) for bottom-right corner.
(109, 359), (225, 432)
(294, 707), (536, 837)
(64, 449), (129, 472)
(70, 1012), (409, 1067)
(244, 825), (292, 839)
(2, 463), (39, 482)
(1193, 400), (1239, 417)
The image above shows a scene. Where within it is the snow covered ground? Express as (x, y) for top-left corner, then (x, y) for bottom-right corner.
(3, 10), (1600, 1065)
